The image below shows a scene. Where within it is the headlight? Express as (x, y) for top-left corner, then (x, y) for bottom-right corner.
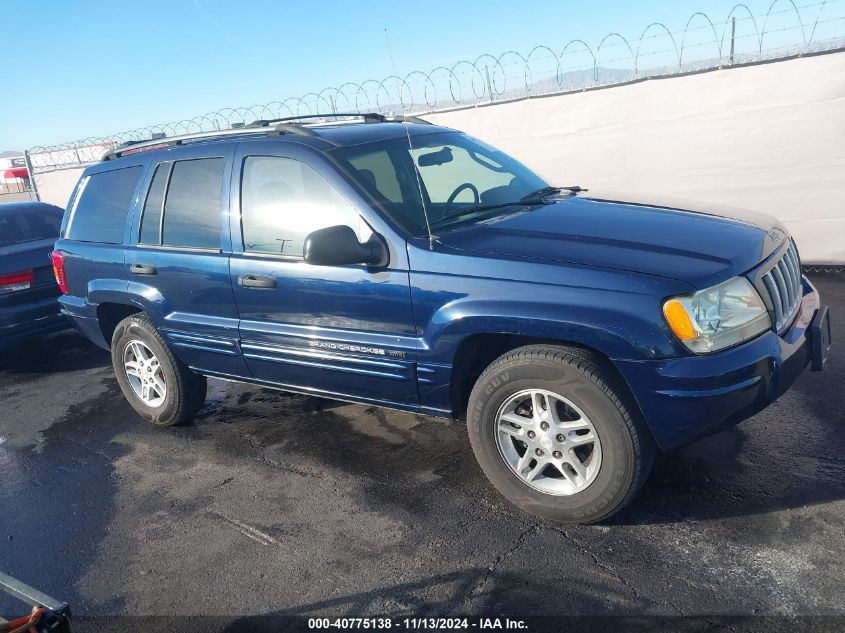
(662, 276), (771, 353)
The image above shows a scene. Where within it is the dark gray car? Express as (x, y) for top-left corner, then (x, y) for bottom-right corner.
(0, 202), (67, 351)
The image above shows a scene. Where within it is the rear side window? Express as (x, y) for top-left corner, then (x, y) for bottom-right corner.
(158, 158), (224, 249)
(0, 206), (61, 247)
(67, 166), (142, 243)
(139, 162), (170, 244)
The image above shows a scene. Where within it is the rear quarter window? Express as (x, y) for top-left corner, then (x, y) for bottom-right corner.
(67, 166), (143, 244)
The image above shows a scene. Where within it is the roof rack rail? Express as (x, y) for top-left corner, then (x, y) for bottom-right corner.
(249, 113), (432, 127)
(101, 112), (432, 161)
(387, 115), (432, 125)
(100, 123), (315, 161)
(103, 128), (257, 161)
(250, 113), (386, 127)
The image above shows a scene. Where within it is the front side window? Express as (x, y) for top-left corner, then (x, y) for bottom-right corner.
(334, 132), (548, 234)
(67, 166), (143, 243)
(160, 158), (224, 249)
(240, 156), (365, 257)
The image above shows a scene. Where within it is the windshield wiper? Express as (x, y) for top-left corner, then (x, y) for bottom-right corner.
(518, 185), (585, 204)
(430, 202), (526, 228)
(519, 186), (561, 204)
(431, 186), (586, 229)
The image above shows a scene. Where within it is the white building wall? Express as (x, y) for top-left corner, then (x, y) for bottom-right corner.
(427, 52), (845, 264)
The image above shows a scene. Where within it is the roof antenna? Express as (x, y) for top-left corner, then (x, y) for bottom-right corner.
(385, 27), (435, 249)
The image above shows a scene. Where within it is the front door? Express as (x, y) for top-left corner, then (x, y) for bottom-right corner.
(228, 142), (419, 408)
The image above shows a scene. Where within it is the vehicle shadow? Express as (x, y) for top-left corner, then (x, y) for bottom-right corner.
(181, 361), (845, 527)
(0, 330), (108, 374)
(219, 569), (631, 632)
(0, 386), (131, 620)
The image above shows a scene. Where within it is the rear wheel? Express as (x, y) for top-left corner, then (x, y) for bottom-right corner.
(467, 345), (654, 523)
(111, 314), (207, 426)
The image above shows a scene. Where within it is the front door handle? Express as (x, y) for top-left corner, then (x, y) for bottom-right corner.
(130, 263), (157, 275)
(238, 274), (277, 289)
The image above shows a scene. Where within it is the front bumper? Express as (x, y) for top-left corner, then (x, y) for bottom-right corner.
(616, 276), (826, 450)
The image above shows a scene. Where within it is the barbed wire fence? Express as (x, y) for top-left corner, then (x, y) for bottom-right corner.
(25, 0), (845, 175)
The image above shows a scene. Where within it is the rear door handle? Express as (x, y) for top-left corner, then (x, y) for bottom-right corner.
(238, 274), (276, 289)
(130, 263), (157, 275)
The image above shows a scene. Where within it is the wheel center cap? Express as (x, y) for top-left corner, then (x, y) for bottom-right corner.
(538, 435), (553, 450)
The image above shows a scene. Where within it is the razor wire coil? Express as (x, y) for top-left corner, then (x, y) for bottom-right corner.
(27, 0), (845, 171)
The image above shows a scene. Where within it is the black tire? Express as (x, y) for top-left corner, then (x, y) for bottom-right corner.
(467, 344), (654, 524)
(111, 314), (207, 426)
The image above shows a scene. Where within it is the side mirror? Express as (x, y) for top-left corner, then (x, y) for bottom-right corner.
(303, 225), (389, 268)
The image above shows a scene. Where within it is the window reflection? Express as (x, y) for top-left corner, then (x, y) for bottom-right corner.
(241, 156), (367, 256)
(162, 158), (224, 249)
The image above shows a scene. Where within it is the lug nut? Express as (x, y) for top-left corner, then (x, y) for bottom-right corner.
(535, 448), (544, 457)
(541, 422), (549, 430)
(556, 434), (565, 442)
(553, 451), (563, 459)
(527, 431), (536, 439)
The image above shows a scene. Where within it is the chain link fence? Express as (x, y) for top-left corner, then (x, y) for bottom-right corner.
(25, 0), (845, 176)
(804, 265), (844, 273)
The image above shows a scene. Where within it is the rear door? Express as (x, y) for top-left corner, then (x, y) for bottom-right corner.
(126, 145), (248, 376)
(228, 141), (419, 408)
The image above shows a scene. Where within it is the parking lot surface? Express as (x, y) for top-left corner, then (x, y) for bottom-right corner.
(1, 274), (843, 630)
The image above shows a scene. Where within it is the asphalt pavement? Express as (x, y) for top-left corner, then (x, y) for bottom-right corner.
(1, 274), (843, 632)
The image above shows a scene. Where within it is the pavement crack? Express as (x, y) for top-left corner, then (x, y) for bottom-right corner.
(460, 525), (538, 606)
(211, 476), (234, 489)
(547, 525), (687, 615)
(547, 525), (658, 608)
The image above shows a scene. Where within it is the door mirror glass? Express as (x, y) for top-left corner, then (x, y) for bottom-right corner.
(303, 225), (388, 267)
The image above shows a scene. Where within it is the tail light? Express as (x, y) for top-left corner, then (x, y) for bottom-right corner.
(51, 250), (68, 294)
(0, 270), (33, 294)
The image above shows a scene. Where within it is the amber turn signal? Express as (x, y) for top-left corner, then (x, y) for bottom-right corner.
(662, 299), (696, 341)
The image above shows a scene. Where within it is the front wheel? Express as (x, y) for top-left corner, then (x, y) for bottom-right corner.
(467, 345), (654, 523)
(111, 314), (207, 426)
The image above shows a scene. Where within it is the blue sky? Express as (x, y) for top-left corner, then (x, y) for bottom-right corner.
(0, 0), (821, 150)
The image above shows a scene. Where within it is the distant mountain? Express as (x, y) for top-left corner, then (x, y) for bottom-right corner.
(529, 66), (635, 94)
(0, 150), (22, 158)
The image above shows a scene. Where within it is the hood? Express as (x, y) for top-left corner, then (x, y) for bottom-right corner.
(434, 191), (787, 289)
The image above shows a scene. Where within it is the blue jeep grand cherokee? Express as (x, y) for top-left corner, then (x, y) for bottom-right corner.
(54, 115), (831, 523)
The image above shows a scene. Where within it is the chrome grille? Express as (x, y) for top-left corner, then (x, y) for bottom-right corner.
(761, 241), (802, 331)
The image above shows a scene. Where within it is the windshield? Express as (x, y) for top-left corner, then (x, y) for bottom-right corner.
(333, 131), (548, 235)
